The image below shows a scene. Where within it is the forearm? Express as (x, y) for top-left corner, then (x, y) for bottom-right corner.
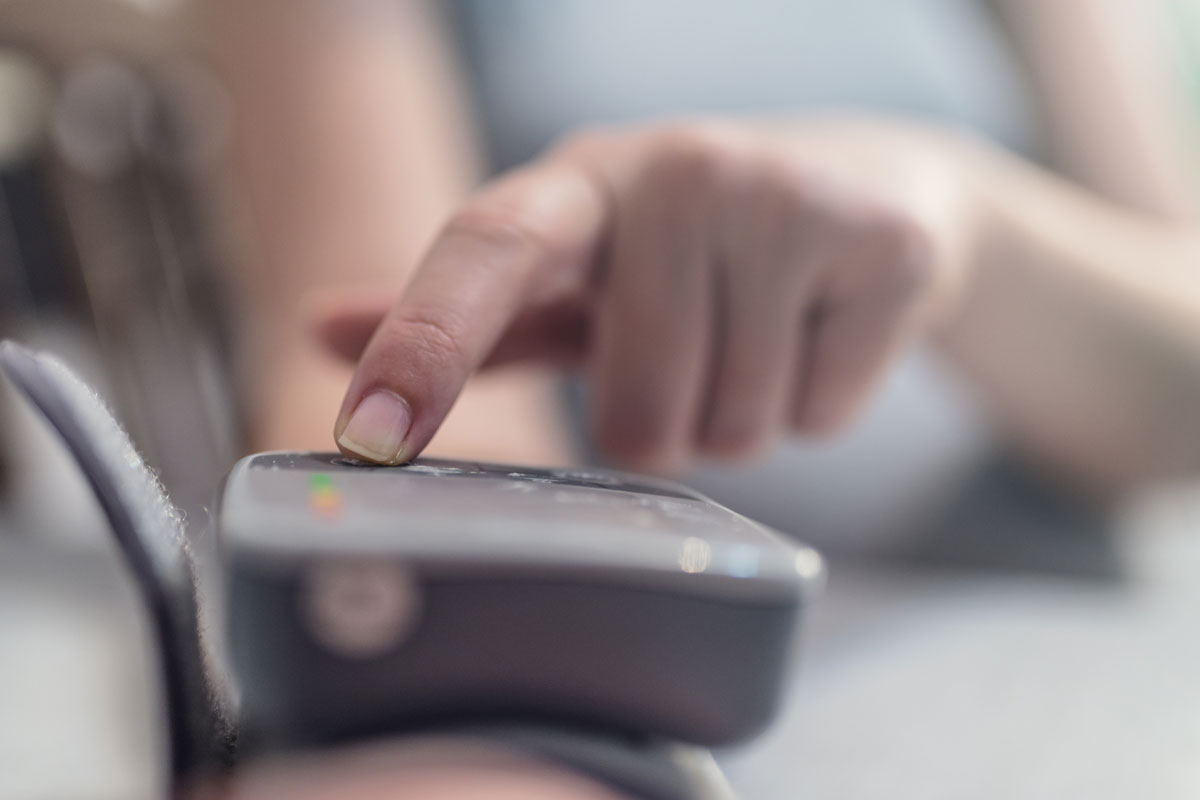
(198, 0), (479, 308)
(195, 0), (478, 448)
(939, 138), (1200, 493)
(188, 737), (629, 800)
(194, 1), (570, 459)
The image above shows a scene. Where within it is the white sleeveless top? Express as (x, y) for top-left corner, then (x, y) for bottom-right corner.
(452, 0), (1040, 549)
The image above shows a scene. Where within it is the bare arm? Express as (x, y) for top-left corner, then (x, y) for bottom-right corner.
(321, 104), (1200, 495)
(189, 738), (628, 800)
(939, 136), (1200, 491)
(996, 0), (1198, 218)
(195, 0), (571, 461)
(205, 0), (1200, 494)
(938, 0), (1200, 490)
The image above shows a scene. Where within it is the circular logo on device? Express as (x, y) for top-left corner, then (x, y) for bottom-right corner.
(300, 559), (420, 659)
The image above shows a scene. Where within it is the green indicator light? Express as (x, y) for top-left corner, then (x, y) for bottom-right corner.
(309, 472), (343, 517)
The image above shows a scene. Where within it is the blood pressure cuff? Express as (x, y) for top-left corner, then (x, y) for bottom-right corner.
(351, 724), (737, 800)
(0, 341), (737, 800)
(458, 724), (736, 800)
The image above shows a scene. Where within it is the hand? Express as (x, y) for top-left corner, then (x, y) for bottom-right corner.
(321, 117), (979, 470)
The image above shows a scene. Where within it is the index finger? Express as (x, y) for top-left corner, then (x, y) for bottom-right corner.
(334, 163), (607, 464)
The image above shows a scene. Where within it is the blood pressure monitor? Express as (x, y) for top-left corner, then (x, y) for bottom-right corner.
(222, 453), (824, 750)
(0, 340), (824, 795)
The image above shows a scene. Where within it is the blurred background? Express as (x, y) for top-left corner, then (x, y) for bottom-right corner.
(3, 1), (1200, 798)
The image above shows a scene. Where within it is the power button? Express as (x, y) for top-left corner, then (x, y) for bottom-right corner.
(300, 559), (420, 659)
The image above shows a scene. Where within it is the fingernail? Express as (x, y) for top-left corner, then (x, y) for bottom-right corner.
(337, 391), (412, 465)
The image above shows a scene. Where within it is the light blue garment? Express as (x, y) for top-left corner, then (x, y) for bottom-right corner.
(454, 0), (1038, 166)
(452, 0), (1039, 548)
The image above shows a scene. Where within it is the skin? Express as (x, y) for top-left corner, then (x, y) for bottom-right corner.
(184, 0), (1200, 797)
(184, 738), (629, 800)
(325, 118), (975, 473)
(323, 109), (1200, 492)
(193, 0), (572, 465)
(198, 0), (1200, 494)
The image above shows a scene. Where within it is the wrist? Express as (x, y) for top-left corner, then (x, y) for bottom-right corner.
(923, 127), (1002, 333)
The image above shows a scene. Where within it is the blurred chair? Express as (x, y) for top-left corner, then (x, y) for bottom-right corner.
(0, 0), (239, 524)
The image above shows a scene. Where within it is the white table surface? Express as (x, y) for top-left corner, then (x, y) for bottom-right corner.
(3, 488), (1200, 800)
(720, 490), (1200, 799)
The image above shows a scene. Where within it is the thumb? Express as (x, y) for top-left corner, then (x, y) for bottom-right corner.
(314, 295), (592, 370)
(308, 291), (394, 365)
(307, 289), (391, 364)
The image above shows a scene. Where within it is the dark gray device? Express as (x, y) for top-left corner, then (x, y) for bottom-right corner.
(0, 340), (824, 796)
(223, 453), (824, 750)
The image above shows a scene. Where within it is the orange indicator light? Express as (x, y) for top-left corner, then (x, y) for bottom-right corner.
(309, 473), (343, 517)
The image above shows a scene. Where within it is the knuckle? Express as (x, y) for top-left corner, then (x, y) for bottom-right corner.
(443, 207), (558, 267)
(773, 157), (831, 204)
(789, 394), (851, 439)
(595, 403), (676, 466)
(703, 417), (768, 460)
(652, 122), (746, 187)
(794, 410), (847, 439)
(550, 127), (615, 160)
(775, 166), (849, 233)
(865, 208), (936, 295)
